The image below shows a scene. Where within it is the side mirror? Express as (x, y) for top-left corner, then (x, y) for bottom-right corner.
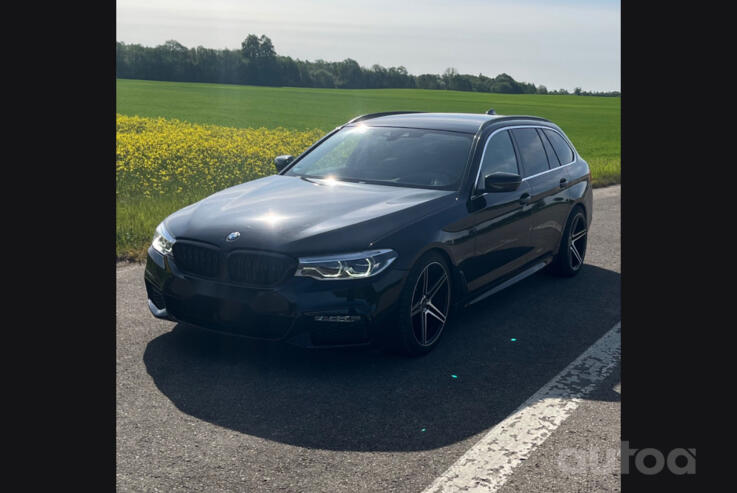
(483, 172), (522, 192)
(274, 155), (294, 172)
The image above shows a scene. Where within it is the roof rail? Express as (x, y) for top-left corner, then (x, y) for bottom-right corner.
(346, 111), (423, 124)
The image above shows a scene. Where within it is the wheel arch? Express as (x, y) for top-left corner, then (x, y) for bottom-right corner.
(570, 201), (586, 220)
(553, 202), (587, 255)
(407, 245), (468, 306)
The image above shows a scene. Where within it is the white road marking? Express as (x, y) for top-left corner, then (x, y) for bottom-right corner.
(423, 322), (621, 493)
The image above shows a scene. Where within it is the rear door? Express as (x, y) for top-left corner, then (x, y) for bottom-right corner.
(464, 129), (535, 292)
(510, 127), (572, 258)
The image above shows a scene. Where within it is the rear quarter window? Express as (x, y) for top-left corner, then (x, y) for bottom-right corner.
(542, 129), (575, 164)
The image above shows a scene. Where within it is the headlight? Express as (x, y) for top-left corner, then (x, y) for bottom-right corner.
(295, 249), (397, 280)
(152, 222), (175, 255)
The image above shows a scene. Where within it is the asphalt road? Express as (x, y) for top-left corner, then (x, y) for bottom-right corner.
(117, 185), (621, 492)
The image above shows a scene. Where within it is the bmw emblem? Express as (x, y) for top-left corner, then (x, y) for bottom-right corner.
(226, 231), (241, 242)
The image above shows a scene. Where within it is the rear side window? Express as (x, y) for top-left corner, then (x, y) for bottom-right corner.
(537, 128), (560, 167)
(477, 131), (519, 186)
(542, 129), (575, 164)
(511, 128), (549, 177)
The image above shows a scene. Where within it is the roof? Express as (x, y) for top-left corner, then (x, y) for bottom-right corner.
(346, 112), (550, 134)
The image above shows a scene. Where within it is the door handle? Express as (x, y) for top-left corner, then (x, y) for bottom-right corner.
(559, 177), (568, 188)
(519, 192), (531, 205)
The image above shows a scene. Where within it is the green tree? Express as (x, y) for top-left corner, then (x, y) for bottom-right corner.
(335, 58), (362, 88)
(417, 74), (443, 89)
(116, 37), (617, 96)
(240, 34), (278, 85)
(241, 35), (261, 59)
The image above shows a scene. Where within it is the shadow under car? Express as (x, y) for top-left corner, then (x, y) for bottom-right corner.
(143, 263), (620, 452)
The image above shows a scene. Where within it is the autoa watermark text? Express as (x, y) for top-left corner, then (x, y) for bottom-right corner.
(557, 441), (696, 475)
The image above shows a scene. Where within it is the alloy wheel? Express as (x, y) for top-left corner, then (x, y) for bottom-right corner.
(409, 261), (451, 346)
(569, 214), (588, 270)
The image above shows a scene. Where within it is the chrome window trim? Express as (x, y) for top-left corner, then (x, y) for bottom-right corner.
(473, 125), (578, 192)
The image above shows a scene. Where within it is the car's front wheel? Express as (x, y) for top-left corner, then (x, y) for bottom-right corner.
(391, 251), (452, 356)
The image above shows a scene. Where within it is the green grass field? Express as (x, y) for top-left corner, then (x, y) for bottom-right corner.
(117, 79), (619, 184)
(116, 78), (619, 260)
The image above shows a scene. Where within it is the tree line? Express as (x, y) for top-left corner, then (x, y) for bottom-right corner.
(116, 35), (620, 97)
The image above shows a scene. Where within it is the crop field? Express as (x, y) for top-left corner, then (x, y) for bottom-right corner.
(116, 78), (620, 260)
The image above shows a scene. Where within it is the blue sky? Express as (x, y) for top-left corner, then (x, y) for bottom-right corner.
(116, 0), (620, 92)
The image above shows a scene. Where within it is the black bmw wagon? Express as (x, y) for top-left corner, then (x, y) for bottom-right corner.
(145, 111), (592, 355)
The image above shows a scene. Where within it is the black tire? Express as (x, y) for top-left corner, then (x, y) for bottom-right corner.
(550, 206), (588, 277)
(388, 251), (453, 356)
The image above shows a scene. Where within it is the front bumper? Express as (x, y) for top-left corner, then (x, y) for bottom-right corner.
(144, 247), (407, 347)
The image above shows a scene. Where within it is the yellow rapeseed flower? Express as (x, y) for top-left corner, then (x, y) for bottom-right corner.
(116, 114), (325, 200)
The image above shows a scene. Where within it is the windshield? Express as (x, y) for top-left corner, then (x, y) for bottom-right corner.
(285, 125), (474, 190)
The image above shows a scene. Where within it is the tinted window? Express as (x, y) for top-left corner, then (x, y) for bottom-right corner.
(477, 131), (518, 187)
(511, 128), (549, 177)
(537, 128), (560, 167)
(286, 125), (473, 190)
(543, 129), (574, 164)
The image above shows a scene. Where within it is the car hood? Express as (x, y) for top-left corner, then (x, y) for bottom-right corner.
(165, 175), (455, 255)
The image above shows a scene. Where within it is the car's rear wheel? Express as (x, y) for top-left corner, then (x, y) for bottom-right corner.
(390, 251), (452, 356)
(550, 207), (588, 277)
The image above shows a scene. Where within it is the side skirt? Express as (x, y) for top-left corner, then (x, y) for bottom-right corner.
(464, 258), (551, 307)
